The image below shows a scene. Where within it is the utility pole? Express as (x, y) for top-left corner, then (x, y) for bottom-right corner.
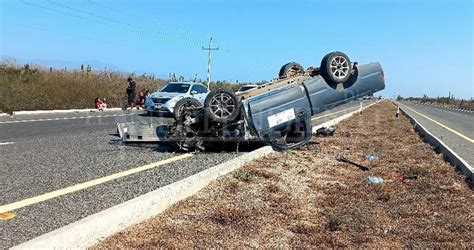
(202, 37), (219, 89)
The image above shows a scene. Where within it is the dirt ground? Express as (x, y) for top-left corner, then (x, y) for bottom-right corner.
(95, 101), (473, 248)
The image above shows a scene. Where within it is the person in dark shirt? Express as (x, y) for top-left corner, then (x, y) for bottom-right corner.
(126, 77), (137, 110)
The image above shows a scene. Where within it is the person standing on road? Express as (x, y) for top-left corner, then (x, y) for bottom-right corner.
(126, 77), (137, 110)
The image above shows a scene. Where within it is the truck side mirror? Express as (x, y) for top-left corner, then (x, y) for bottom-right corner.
(191, 90), (198, 95)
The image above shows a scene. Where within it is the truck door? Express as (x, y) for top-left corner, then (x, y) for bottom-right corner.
(244, 83), (313, 150)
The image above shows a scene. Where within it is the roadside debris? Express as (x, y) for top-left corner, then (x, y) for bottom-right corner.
(367, 176), (384, 184)
(316, 127), (336, 137)
(288, 150), (299, 155)
(335, 156), (369, 171)
(366, 155), (379, 161)
(0, 212), (16, 220)
(396, 106), (400, 117)
(398, 175), (418, 183)
(336, 181), (347, 188)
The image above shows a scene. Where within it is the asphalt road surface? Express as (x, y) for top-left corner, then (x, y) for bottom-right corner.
(0, 100), (369, 248)
(398, 101), (474, 167)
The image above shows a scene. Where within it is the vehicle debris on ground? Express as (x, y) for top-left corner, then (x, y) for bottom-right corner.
(366, 155), (379, 161)
(315, 127), (336, 136)
(336, 156), (369, 171)
(367, 176), (384, 184)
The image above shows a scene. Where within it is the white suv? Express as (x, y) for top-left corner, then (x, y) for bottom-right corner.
(145, 82), (210, 114)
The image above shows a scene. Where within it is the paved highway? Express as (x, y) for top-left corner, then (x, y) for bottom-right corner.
(398, 101), (474, 166)
(0, 100), (368, 247)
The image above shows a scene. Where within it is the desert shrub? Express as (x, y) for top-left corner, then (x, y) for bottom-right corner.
(0, 61), (260, 113)
(0, 62), (168, 113)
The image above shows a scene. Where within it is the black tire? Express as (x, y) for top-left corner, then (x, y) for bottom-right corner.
(173, 97), (201, 121)
(204, 89), (240, 123)
(278, 62), (304, 78)
(320, 51), (352, 86)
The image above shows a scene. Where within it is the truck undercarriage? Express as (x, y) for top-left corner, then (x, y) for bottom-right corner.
(117, 51), (385, 151)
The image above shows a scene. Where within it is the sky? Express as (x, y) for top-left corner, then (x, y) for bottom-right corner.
(0, 0), (472, 99)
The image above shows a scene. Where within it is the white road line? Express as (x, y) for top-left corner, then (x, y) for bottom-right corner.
(0, 142), (15, 146)
(0, 153), (194, 214)
(400, 103), (474, 143)
(0, 113), (133, 124)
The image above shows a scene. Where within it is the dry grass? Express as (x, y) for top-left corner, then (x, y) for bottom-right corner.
(406, 97), (474, 111)
(0, 62), (168, 113)
(95, 100), (473, 248)
(0, 61), (245, 113)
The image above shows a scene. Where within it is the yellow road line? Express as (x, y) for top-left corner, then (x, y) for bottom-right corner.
(312, 105), (359, 121)
(0, 153), (193, 214)
(0, 212), (16, 220)
(400, 103), (474, 143)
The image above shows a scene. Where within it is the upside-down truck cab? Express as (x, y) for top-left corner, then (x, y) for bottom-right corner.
(118, 51), (385, 151)
(243, 61), (385, 150)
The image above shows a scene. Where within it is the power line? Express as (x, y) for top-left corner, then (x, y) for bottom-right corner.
(16, 23), (118, 46)
(41, 0), (190, 47)
(21, 0), (156, 45)
(47, 0), (131, 27)
(18, 0), (112, 27)
(87, 0), (125, 15)
(84, 0), (203, 48)
(82, 2), (272, 82)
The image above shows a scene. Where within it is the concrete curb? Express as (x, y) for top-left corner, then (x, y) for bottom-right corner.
(12, 107), (123, 116)
(12, 146), (275, 249)
(13, 100), (382, 249)
(311, 100), (382, 133)
(396, 103), (473, 181)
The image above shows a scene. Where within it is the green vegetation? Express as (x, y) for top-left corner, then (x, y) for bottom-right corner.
(0, 60), (249, 114)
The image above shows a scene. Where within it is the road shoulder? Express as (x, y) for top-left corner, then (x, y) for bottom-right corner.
(95, 101), (473, 248)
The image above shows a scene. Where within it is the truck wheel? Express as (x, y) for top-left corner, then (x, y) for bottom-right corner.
(279, 62), (304, 78)
(174, 98), (201, 121)
(320, 51), (352, 85)
(204, 89), (240, 123)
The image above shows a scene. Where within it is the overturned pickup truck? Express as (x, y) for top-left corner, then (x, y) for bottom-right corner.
(118, 51), (385, 150)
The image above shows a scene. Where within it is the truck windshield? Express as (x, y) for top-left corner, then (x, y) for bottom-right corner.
(160, 83), (190, 93)
(238, 86), (256, 92)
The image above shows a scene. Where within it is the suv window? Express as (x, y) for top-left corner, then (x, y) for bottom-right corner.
(160, 83), (190, 93)
(191, 84), (208, 94)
